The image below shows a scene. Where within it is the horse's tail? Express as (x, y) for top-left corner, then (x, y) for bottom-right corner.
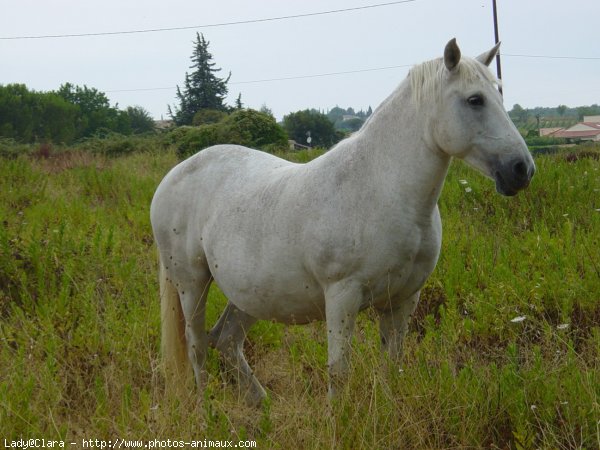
(159, 253), (189, 389)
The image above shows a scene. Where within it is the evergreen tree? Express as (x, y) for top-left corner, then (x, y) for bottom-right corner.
(235, 93), (243, 110)
(169, 33), (231, 125)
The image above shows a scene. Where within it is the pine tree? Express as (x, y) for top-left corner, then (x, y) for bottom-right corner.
(169, 33), (231, 125)
(235, 93), (243, 110)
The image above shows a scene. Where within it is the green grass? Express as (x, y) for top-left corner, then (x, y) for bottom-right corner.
(0, 143), (599, 448)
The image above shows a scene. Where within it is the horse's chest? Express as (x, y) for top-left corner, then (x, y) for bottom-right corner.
(366, 223), (441, 307)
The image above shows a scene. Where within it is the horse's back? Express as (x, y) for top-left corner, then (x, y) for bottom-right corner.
(152, 144), (292, 214)
(150, 144), (301, 280)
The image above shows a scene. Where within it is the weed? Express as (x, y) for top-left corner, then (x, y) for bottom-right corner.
(0, 143), (599, 447)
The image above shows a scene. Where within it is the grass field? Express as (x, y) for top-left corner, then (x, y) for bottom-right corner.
(1, 142), (599, 448)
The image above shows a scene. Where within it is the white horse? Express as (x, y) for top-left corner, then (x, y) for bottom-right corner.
(151, 39), (535, 406)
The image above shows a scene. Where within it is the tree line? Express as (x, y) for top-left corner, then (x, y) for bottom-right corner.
(509, 103), (600, 124)
(0, 83), (155, 144)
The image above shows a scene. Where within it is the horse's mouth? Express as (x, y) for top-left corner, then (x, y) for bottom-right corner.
(494, 168), (531, 197)
(494, 171), (518, 196)
(491, 156), (535, 197)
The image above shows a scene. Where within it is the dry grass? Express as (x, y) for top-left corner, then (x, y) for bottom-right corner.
(1, 144), (599, 448)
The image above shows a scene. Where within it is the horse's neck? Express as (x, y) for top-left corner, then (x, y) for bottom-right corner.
(337, 80), (451, 212)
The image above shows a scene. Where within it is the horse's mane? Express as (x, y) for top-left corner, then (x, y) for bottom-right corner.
(409, 57), (501, 106)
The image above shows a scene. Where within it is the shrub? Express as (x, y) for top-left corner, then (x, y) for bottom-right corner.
(168, 109), (288, 159)
(192, 109), (228, 126)
(221, 109), (288, 150)
(0, 138), (33, 159)
(74, 133), (156, 157)
(525, 136), (567, 147)
(173, 125), (221, 158)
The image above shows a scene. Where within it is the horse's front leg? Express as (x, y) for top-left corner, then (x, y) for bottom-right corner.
(376, 290), (420, 364)
(325, 281), (363, 400)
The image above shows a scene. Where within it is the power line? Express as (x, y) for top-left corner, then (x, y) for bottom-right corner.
(104, 53), (598, 94)
(231, 63), (415, 85)
(105, 64), (414, 93)
(0, 0), (418, 40)
(503, 53), (600, 61)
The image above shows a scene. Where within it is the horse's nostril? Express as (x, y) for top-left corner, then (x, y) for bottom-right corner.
(513, 161), (527, 179)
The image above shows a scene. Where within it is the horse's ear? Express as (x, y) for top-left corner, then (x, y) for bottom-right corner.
(476, 41), (501, 67)
(444, 38), (461, 71)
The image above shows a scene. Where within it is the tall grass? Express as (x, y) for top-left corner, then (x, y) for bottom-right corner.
(0, 144), (599, 448)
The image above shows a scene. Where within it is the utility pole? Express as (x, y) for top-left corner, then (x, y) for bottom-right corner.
(492, 0), (503, 97)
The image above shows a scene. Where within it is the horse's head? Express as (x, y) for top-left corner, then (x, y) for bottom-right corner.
(416, 39), (535, 196)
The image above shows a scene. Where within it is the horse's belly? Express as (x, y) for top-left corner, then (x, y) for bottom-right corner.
(222, 280), (326, 325)
(207, 247), (325, 324)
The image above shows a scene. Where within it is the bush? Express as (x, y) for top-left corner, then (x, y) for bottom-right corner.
(192, 109), (227, 126)
(283, 109), (341, 148)
(525, 136), (567, 147)
(221, 109), (288, 150)
(74, 133), (157, 157)
(0, 138), (33, 159)
(172, 125), (221, 158)
(167, 109), (288, 159)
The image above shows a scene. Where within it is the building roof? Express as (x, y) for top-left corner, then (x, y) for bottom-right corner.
(540, 127), (564, 136)
(580, 122), (600, 130)
(551, 129), (600, 139)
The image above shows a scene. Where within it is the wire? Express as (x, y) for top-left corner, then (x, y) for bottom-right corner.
(503, 53), (600, 61)
(230, 63), (416, 84)
(104, 52), (600, 93)
(104, 63), (414, 93)
(0, 0), (418, 40)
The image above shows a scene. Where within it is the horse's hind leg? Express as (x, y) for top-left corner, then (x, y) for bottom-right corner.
(208, 302), (266, 407)
(376, 290), (420, 364)
(178, 272), (212, 390)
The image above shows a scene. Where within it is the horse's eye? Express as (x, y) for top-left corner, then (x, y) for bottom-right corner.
(467, 95), (484, 107)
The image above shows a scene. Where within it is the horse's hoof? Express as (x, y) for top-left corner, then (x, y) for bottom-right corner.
(244, 386), (267, 408)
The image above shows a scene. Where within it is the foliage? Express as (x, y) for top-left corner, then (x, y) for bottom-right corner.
(0, 137), (34, 159)
(192, 109), (228, 126)
(169, 125), (221, 158)
(125, 106), (156, 134)
(169, 33), (230, 126)
(326, 105), (372, 132)
(169, 109), (288, 158)
(221, 109), (288, 150)
(56, 83), (126, 137)
(0, 142), (599, 447)
(524, 135), (567, 148)
(0, 84), (79, 143)
(282, 109), (342, 148)
(0, 83), (155, 145)
(73, 133), (159, 157)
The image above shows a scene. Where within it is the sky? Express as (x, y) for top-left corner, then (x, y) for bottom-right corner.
(1, 0), (599, 121)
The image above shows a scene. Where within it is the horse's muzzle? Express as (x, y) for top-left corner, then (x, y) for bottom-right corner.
(494, 157), (535, 196)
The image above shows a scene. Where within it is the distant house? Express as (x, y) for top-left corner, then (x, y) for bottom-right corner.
(583, 115), (600, 123)
(542, 116), (600, 142)
(154, 120), (174, 130)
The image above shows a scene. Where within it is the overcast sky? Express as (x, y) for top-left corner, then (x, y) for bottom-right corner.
(2, 0), (599, 120)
